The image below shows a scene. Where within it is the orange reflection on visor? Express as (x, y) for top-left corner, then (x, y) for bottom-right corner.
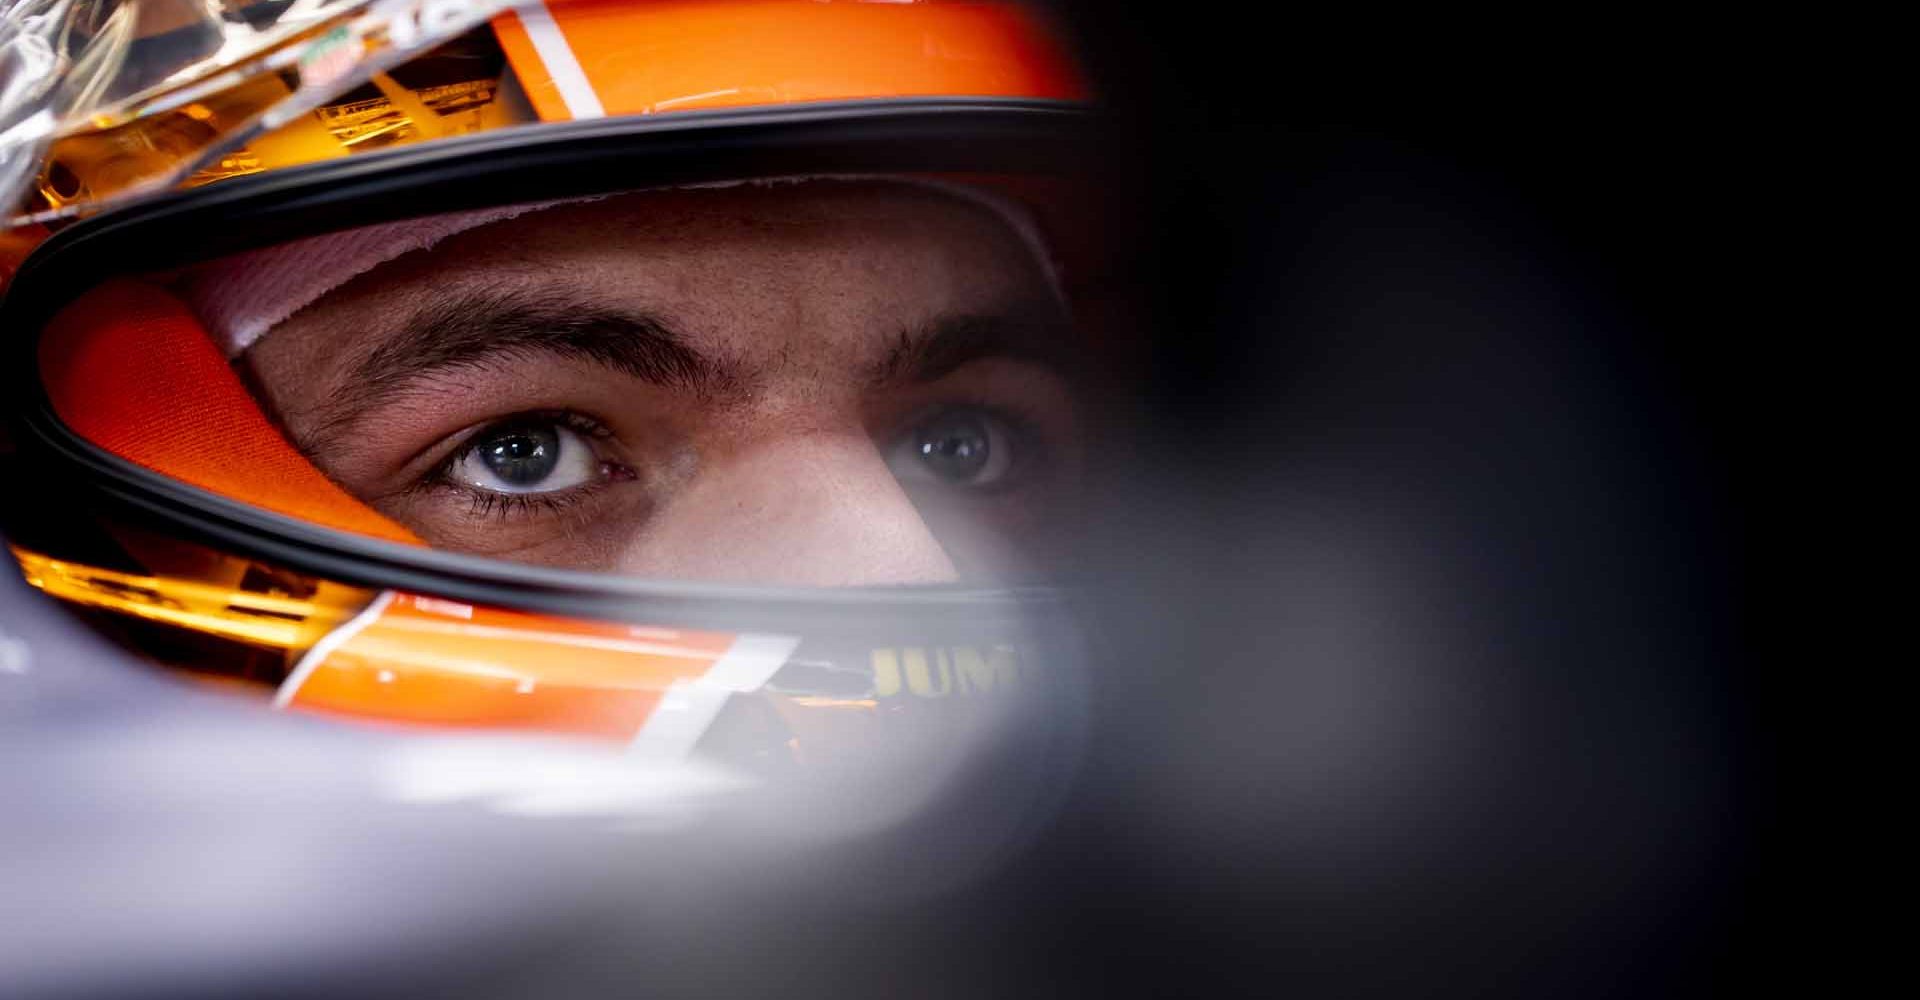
(279, 591), (797, 745)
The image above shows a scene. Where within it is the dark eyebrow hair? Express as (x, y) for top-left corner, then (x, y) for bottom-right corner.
(305, 289), (741, 444)
(868, 303), (1077, 388)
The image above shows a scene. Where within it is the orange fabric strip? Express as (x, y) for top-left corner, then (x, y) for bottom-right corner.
(38, 279), (421, 544)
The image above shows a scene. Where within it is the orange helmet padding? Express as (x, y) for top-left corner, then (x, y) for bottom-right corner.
(38, 279), (421, 545)
(493, 0), (1086, 122)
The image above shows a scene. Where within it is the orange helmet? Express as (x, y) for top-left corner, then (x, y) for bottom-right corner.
(0, 0), (1106, 774)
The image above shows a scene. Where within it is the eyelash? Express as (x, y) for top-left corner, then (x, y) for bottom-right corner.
(419, 410), (624, 521)
(455, 488), (593, 522)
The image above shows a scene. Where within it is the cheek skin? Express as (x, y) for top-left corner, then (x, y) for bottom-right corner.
(597, 428), (961, 585)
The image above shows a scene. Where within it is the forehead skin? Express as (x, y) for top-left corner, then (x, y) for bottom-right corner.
(246, 181), (1059, 429)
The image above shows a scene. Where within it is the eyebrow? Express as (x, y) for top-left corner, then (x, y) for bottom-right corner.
(305, 289), (740, 444)
(299, 288), (1074, 448)
(868, 303), (1076, 388)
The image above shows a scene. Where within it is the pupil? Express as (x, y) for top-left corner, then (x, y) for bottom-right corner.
(916, 412), (990, 482)
(480, 425), (560, 485)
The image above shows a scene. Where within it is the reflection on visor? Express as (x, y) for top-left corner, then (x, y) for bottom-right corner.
(12, 542), (373, 652)
(277, 591), (1031, 762)
(278, 590), (785, 746)
(4, 0), (522, 223)
(8, 535), (1050, 771)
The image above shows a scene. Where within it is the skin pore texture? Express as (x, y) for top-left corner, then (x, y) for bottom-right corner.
(241, 181), (1082, 585)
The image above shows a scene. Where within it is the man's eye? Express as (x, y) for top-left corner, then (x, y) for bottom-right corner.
(449, 421), (600, 494)
(887, 408), (1016, 488)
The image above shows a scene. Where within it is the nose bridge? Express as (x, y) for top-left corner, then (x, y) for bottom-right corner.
(624, 427), (959, 586)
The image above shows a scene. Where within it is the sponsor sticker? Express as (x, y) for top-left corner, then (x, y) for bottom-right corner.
(296, 25), (364, 91)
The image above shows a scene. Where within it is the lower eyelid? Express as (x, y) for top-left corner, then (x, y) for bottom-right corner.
(425, 474), (614, 522)
(468, 488), (587, 520)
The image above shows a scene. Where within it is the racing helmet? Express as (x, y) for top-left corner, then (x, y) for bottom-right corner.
(0, 0), (1111, 778)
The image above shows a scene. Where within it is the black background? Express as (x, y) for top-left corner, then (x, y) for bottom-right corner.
(1007, 7), (1768, 996)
